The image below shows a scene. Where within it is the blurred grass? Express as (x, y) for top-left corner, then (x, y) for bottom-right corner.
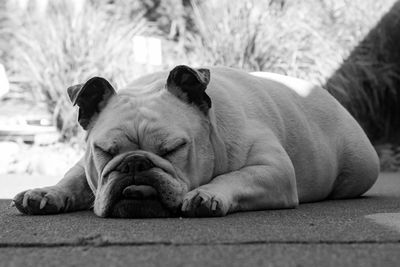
(2, 0), (153, 141)
(325, 1), (400, 145)
(0, 0), (399, 171)
(184, 0), (395, 83)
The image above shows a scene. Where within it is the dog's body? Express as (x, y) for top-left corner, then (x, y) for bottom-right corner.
(13, 66), (379, 217)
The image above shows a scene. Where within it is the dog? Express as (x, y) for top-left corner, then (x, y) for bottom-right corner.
(12, 65), (379, 218)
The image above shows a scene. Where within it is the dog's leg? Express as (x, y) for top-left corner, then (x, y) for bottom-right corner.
(13, 158), (94, 215)
(182, 136), (299, 217)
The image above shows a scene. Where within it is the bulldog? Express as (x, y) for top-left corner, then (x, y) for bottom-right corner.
(12, 65), (379, 218)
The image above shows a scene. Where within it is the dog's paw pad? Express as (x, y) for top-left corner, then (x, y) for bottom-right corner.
(181, 189), (228, 217)
(13, 188), (66, 215)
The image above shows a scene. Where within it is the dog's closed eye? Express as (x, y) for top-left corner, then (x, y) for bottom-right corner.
(95, 144), (118, 158)
(160, 140), (187, 158)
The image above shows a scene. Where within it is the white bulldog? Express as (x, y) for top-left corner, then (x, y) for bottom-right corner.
(13, 66), (379, 217)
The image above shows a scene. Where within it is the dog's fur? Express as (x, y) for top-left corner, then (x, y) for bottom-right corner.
(13, 66), (379, 217)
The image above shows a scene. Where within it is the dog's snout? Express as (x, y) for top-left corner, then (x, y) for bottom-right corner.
(133, 156), (153, 173)
(116, 153), (154, 175)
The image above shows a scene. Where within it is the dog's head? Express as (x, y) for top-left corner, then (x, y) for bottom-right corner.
(68, 66), (216, 217)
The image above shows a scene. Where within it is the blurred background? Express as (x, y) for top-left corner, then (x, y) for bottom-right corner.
(0, 0), (399, 197)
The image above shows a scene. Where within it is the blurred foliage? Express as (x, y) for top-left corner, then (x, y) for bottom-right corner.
(376, 144), (400, 172)
(1, 0), (153, 140)
(185, 0), (285, 71)
(0, 0), (399, 163)
(325, 1), (400, 145)
(184, 0), (396, 84)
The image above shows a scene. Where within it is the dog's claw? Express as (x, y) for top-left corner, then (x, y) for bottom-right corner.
(182, 188), (228, 217)
(39, 197), (48, 209)
(181, 199), (189, 212)
(211, 199), (217, 211)
(22, 194), (29, 208)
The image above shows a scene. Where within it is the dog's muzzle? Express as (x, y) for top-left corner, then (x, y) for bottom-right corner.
(93, 151), (186, 218)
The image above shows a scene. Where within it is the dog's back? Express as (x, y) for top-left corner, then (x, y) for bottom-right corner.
(208, 67), (379, 202)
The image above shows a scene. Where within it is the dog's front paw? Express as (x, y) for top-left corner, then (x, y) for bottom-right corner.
(181, 187), (230, 217)
(12, 187), (68, 215)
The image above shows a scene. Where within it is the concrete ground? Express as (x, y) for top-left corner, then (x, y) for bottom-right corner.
(0, 173), (399, 267)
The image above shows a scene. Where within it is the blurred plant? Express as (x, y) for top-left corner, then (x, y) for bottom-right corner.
(325, 1), (400, 145)
(184, 0), (286, 71)
(376, 144), (400, 172)
(3, 0), (153, 141)
(184, 0), (395, 84)
(133, 0), (189, 40)
(92, 0), (197, 41)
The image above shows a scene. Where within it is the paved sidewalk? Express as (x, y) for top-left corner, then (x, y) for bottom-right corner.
(1, 173), (399, 267)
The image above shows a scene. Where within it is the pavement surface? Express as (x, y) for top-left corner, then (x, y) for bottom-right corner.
(1, 173), (399, 267)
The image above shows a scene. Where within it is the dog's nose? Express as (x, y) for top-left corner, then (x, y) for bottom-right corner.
(133, 156), (153, 173)
(117, 153), (154, 174)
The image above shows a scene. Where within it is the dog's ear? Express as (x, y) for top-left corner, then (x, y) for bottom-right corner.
(67, 77), (116, 130)
(166, 65), (211, 114)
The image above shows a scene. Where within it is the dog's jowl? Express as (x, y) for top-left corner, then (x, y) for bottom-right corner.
(12, 66), (379, 218)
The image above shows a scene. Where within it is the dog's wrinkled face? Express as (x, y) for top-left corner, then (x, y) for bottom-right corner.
(68, 66), (215, 217)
